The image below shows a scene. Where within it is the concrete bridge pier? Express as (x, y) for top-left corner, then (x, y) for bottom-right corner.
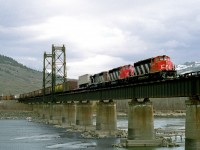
(49, 103), (63, 125)
(185, 97), (200, 150)
(76, 101), (93, 130)
(32, 103), (41, 118)
(41, 103), (50, 122)
(96, 100), (117, 135)
(62, 102), (76, 127)
(126, 98), (160, 147)
(32, 103), (39, 114)
(37, 104), (45, 119)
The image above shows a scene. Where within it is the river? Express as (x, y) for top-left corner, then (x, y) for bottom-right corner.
(0, 117), (185, 150)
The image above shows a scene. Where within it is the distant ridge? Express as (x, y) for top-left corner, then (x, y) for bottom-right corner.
(0, 54), (43, 95)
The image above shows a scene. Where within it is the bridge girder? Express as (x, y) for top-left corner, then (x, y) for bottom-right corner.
(19, 75), (200, 103)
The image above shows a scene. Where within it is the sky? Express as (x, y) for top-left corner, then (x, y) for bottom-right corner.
(0, 0), (200, 79)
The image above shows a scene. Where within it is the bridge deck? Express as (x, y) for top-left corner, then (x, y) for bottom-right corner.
(18, 73), (200, 103)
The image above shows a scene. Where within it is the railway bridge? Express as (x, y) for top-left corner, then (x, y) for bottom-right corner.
(18, 72), (200, 148)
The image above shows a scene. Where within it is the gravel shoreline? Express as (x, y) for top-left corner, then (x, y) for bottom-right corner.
(0, 110), (186, 120)
(0, 110), (38, 120)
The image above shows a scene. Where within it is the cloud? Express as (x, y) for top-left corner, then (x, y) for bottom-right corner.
(0, 0), (200, 78)
(67, 54), (131, 78)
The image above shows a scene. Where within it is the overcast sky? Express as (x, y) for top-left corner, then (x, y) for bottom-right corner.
(0, 0), (200, 79)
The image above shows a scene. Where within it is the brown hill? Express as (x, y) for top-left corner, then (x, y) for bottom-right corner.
(0, 55), (43, 95)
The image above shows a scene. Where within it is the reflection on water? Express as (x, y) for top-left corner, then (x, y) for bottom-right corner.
(0, 117), (187, 150)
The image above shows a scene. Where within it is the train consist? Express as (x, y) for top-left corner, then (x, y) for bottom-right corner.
(20, 80), (78, 99)
(78, 55), (176, 88)
(0, 95), (16, 100)
(19, 55), (177, 99)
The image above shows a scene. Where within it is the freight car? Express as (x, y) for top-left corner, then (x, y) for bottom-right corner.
(0, 95), (15, 100)
(19, 80), (77, 98)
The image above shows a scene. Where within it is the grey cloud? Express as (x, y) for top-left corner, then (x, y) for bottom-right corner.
(0, 0), (200, 77)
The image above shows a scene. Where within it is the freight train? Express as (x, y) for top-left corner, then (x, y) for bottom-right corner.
(78, 55), (176, 89)
(0, 95), (16, 100)
(19, 55), (177, 99)
(19, 80), (78, 99)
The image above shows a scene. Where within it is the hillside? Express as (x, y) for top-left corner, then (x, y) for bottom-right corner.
(0, 55), (43, 95)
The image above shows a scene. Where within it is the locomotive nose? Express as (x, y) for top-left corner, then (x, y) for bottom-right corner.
(161, 63), (169, 70)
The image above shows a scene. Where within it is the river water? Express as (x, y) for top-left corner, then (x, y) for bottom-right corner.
(0, 117), (185, 150)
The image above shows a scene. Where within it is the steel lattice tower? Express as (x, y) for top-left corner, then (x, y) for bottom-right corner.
(43, 52), (52, 95)
(52, 44), (67, 95)
(43, 44), (67, 101)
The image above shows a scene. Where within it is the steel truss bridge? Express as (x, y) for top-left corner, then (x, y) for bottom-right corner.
(18, 71), (200, 103)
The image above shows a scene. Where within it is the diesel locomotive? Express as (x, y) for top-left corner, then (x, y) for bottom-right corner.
(78, 55), (176, 89)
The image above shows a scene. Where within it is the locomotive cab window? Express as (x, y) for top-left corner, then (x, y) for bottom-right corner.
(160, 57), (164, 61)
(156, 58), (159, 62)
